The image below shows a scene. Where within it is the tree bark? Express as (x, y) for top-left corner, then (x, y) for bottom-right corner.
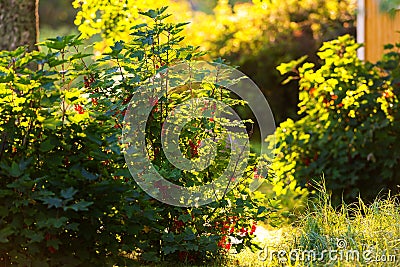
(0, 0), (39, 51)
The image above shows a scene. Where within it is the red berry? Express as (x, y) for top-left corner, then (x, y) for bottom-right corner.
(250, 224), (257, 234)
(178, 251), (188, 262)
(122, 95), (132, 105)
(45, 233), (51, 241)
(74, 104), (84, 114)
(48, 246), (57, 254)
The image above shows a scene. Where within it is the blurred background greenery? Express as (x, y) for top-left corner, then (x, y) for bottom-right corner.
(39, 0), (356, 124)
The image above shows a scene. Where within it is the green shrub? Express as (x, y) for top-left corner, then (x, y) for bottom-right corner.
(0, 38), (131, 266)
(271, 35), (400, 204)
(0, 8), (275, 266)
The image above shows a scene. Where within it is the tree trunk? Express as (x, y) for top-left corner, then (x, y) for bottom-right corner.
(0, 0), (39, 51)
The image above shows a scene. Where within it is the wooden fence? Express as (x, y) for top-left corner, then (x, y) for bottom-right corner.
(363, 0), (400, 62)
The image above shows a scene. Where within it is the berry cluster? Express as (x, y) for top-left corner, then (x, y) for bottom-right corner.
(215, 217), (257, 251)
(74, 104), (84, 114)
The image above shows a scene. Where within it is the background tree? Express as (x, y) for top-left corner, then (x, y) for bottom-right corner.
(0, 0), (39, 51)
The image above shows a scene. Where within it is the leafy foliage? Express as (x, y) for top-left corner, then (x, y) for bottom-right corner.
(0, 8), (276, 265)
(379, 0), (400, 17)
(0, 34), (137, 267)
(71, 0), (357, 122)
(185, 0), (357, 122)
(72, 0), (192, 53)
(271, 35), (400, 204)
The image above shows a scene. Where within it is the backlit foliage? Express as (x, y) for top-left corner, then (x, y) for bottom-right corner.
(271, 35), (400, 204)
(0, 9), (277, 265)
(72, 0), (192, 53)
(186, 0), (356, 59)
(72, 0), (357, 122)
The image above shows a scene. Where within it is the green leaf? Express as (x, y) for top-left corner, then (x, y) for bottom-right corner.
(42, 118), (61, 130)
(0, 70), (13, 82)
(19, 157), (33, 172)
(162, 245), (177, 255)
(175, 22), (190, 28)
(204, 242), (218, 252)
(39, 136), (58, 152)
(281, 210), (291, 218)
(163, 232), (175, 242)
(384, 44), (394, 50)
(143, 209), (157, 221)
(69, 52), (92, 61)
(276, 55), (308, 75)
(60, 187), (78, 199)
(46, 238), (61, 249)
(47, 217), (68, 228)
(139, 9), (158, 19)
(130, 23), (147, 30)
(42, 197), (63, 208)
(106, 41), (124, 57)
(67, 201), (93, 211)
(24, 231), (44, 243)
(178, 214), (192, 223)
(65, 222), (79, 231)
(185, 243), (199, 251)
(141, 251), (160, 262)
(10, 162), (23, 177)
(81, 169), (97, 181)
(113, 168), (131, 177)
(268, 198), (281, 210)
(125, 204), (140, 219)
(0, 227), (14, 243)
(86, 132), (103, 145)
(42, 41), (65, 50)
(183, 228), (196, 241)
(257, 206), (267, 215)
(236, 198), (244, 206)
(48, 58), (68, 67)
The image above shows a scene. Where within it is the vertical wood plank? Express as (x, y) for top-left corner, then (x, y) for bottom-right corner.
(365, 0), (400, 62)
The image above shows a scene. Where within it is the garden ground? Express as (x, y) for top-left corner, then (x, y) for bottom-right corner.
(120, 185), (400, 267)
